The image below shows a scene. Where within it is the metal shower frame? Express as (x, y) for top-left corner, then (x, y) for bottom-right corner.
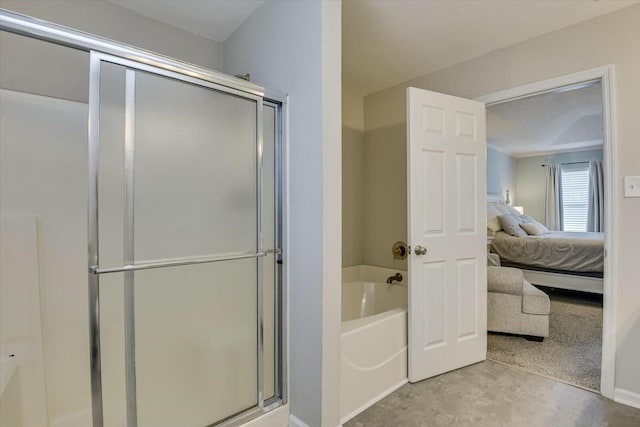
(0, 9), (288, 427)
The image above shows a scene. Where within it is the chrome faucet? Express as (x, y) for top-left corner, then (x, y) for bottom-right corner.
(386, 273), (403, 284)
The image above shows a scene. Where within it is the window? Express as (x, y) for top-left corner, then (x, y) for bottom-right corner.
(561, 163), (590, 232)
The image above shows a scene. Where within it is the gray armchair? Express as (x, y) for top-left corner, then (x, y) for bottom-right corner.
(487, 263), (550, 340)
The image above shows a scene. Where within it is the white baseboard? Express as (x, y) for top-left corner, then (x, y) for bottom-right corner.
(289, 414), (310, 427)
(241, 405), (289, 427)
(614, 388), (640, 409)
(340, 378), (408, 425)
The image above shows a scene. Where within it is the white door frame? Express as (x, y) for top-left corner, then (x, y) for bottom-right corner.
(474, 65), (617, 399)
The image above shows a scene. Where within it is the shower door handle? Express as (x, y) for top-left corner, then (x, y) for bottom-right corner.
(414, 245), (428, 256)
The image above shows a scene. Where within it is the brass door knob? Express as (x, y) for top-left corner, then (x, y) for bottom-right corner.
(392, 241), (410, 260)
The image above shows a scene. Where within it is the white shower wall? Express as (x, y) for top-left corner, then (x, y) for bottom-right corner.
(0, 215), (49, 427)
(0, 89), (91, 424)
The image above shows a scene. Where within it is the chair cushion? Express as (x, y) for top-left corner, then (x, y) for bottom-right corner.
(487, 266), (524, 295)
(522, 280), (551, 315)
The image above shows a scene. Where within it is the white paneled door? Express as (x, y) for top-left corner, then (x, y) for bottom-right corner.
(407, 87), (487, 382)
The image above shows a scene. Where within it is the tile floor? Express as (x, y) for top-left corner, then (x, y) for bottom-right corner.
(344, 360), (640, 427)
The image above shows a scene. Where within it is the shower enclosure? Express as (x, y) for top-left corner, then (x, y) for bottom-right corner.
(0, 10), (286, 427)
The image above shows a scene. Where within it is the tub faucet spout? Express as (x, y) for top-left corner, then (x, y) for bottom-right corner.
(386, 273), (403, 284)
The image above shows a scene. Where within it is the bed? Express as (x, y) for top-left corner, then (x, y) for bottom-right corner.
(487, 195), (604, 294)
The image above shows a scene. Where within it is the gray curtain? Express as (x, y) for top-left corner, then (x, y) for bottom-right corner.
(545, 164), (563, 231)
(588, 161), (604, 232)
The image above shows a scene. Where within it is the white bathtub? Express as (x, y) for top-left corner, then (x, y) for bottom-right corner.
(340, 265), (408, 424)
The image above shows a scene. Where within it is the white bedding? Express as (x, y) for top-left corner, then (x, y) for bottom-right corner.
(491, 230), (604, 273)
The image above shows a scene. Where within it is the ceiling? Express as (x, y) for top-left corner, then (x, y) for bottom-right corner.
(106, 0), (265, 42)
(104, 0), (638, 96)
(486, 81), (604, 158)
(343, 0), (639, 95)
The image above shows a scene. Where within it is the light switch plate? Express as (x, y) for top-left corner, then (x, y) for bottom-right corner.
(624, 176), (640, 197)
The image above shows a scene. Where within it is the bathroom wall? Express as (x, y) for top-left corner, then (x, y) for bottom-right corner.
(487, 147), (516, 203)
(364, 4), (640, 400)
(515, 148), (603, 223)
(224, 1), (342, 426)
(362, 116), (408, 270)
(342, 89), (365, 267)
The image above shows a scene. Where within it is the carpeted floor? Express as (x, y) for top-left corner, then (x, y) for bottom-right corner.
(487, 288), (603, 391)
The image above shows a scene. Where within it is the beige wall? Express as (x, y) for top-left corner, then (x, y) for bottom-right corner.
(342, 89), (365, 267)
(342, 87), (409, 270)
(363, 114), (408, 270)
(364, 5), (640, 396)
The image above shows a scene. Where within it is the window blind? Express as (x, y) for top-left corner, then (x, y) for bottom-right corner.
(561, 163), (590, 232)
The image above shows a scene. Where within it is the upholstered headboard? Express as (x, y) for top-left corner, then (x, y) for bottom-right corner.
(487, 194), (509, 235)
(487, 193), (504, 204)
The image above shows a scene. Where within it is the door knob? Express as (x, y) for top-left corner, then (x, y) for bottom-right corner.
(414, 245), (427, 256)
(392, 241), (410, 260)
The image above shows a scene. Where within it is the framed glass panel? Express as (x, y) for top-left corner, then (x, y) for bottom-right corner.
(89, 53), (283, 427)
(133, 71), (258, 262)
(134, 260), (258, 427)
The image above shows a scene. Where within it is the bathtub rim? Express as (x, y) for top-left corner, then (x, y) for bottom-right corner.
(342, 265), (407, 285)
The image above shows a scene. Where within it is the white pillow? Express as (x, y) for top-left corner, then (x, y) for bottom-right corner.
(497, 214), (528, 237)
(505, 205), (523, 216)
(489, 203), (511, 216)
(487, 216), (502, 233)
(520, 222), (550, 236)
(487, 203), (502, 218)
(519, 214), (535, 224)
(487, 202), (511, 233)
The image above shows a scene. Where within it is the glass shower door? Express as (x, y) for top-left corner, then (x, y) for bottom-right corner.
(90, 53), (280, 427)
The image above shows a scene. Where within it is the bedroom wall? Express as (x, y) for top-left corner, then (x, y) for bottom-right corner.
(487, 147), (517, 204)
(516, 148), (604, 223)
(0, 0), (224, 102)
(364, 4), (640, 401)
(342, 89), (365, 267)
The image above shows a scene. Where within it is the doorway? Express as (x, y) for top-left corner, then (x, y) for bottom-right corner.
(476, 66), (617, 397)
